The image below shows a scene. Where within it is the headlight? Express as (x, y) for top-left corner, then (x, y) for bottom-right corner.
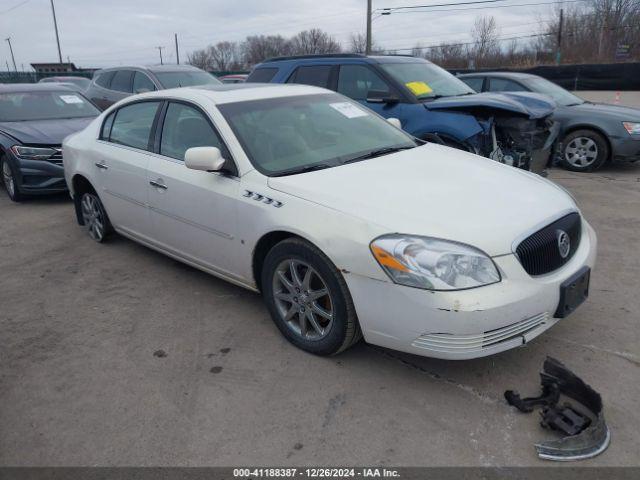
(622, 122), (640, 135)
(10, 145), (57, 160)
(370, 235), (501, 291)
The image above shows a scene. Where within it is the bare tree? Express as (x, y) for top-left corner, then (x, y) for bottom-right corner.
(209, 41), (242, 71)
(471, 16), (500, 67)
(242, 35), (291, 66)
(348, 32), (384, 53)
(187, 49), (213, 70)
(290, 29), (341, 55)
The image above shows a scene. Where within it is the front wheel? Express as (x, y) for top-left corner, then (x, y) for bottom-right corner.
(261, 238), (361, 356)
(80, 192), (112, 242)
(560, 130), (609, 172)
(1, 156), (23, 202)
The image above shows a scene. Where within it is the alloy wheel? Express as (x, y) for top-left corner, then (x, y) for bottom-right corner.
(2, 161), (15, 198)
(564, 137), (598, 168)
(272, 259), (334, 340)
(81, 193), (106, 242)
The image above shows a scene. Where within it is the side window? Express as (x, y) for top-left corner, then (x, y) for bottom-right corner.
(160, 102), (224, 161)
(246, 68), (278, 83)
(461, 77), (484, 92)
(132, 72), (156, 93)
(109, 101), (160, 150)
(287, 65), (332, 88)
(110, 70), (134, 93)
(488, 78), (528, 92)
(337, 65), (390, 101)
(95, 71), (115, 89)
(100, 111), (115, 140)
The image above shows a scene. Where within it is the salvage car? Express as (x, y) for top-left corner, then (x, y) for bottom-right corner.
(85, 65), (221, 110)
(63, 84), (597, 359)
(247, 54), (559, 173)
(0, 83), (100, 201)
(459, 71), (640, 171)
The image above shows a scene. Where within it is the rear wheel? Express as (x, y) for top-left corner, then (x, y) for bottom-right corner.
(1, 156), (23, 202)
(80, 191), (112, 242)
(560, 130), (609, 172)
(262, 238), (361, 356)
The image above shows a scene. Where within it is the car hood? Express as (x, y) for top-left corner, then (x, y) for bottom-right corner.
(0, 117), (95, 145)
(563, 101), (640, 121)
(424, 92), (556, 119)
(267, 144), (576, 256)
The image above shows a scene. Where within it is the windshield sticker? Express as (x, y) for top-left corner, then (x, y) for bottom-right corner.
(405, 81), (433, 96)
(59, 95), (83, 104)
(329, 102), (368, 119)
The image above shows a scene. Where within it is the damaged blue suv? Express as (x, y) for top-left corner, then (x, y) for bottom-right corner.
(248, 54), (559, 173)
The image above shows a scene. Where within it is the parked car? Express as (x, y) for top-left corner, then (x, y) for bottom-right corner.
(63, 84), (596, 360)
(38, 76), (91, 91)
(459, 72), (640, 172)
(247, 54), (560, 173)
(85, 65), (221, 110)
(0, 84), (100, 201)
(219, 74), (248, 84)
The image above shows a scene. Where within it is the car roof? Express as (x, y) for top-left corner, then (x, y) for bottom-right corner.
(95, 64), (205, 74)
(0, 83), (77, 93)
(130, 83), (333, 105)
(459, 71), (539, 80)
(258, 54), (430, 66)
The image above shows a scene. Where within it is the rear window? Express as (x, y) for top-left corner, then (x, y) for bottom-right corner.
(110, 70), (134, 93)
(95, 71), (115, 88)
(287, 65), (332, 88)
(461, 77), (484, 92)
(246, 68), (278, 83)
(0, 91), (100, 121)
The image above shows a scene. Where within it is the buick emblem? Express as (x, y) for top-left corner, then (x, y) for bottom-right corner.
(557, 230), (571, 259)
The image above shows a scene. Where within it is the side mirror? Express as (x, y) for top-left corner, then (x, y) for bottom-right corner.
(366, 90), (399, 104)
(387, 118), (402, 129)
(185, 147), (226, 172)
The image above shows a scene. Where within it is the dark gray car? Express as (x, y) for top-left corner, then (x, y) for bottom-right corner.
(459, 72), (640, 172)
(85, 65), (221, 110)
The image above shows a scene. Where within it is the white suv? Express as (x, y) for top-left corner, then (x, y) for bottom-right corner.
(63, 84), (597, 359)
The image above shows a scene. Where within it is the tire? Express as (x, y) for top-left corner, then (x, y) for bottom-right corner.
(79, 191), (112, 243)
(1, 156), (24, 202)
(261, 238), (362, 356)
(560, 129), (609, 172)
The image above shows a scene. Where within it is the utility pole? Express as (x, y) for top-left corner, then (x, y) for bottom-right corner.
(5, 37), (17, 71)
(556, 8), (563, 65)
(174, 34), (180, 64)
(366, 0), (372, 55)
(156, 46), (165, 65)
(50, 0), (63, 64)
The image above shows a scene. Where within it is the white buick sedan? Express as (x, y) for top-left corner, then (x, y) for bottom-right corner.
(63, 84), (597, 360)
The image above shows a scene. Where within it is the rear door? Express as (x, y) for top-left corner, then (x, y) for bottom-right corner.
(146, 100), (240, 276)
(94, 100), (162, 240)
(106, 69), (135, 105)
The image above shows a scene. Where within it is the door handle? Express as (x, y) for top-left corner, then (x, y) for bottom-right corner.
(149, 180), (168, 190)
(95, 162), (108, 170)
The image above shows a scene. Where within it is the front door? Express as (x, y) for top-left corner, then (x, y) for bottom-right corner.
(146, 101), (240, 278)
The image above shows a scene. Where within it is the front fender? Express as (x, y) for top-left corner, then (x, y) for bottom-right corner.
(403, 105), (484, 142)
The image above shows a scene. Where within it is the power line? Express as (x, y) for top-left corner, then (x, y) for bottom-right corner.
(378, 0), (514, 12)
(381, 0), (589, 14)
(0, 0), (31, 15)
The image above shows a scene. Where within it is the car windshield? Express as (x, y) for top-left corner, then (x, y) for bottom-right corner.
(524, 77), (584, 106)
(218, 93), (417, 176)
(0, 91), (100, 121)
(154, 71), (221, 88)
(380, 61), (475, 100)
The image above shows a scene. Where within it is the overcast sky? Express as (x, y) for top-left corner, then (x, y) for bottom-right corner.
(0, 0), (558, 70)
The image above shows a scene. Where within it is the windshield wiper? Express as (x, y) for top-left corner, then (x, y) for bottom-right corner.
(342, 146), (415, 164)
(272, 163), (334, 177)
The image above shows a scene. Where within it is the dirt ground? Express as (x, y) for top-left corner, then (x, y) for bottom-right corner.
(0, 163), (638, 466)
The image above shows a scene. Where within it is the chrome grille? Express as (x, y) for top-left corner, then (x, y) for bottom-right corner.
(48, 147), (63, 166)
(516, 213), (581, 276)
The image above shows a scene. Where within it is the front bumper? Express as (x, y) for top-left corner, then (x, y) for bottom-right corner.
(345, 220), (597, 360)
(610, 134), (640, 163)
(10, 154), (67, 194)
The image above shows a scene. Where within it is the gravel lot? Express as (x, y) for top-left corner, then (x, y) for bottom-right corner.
(1, 163), (639, 467)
